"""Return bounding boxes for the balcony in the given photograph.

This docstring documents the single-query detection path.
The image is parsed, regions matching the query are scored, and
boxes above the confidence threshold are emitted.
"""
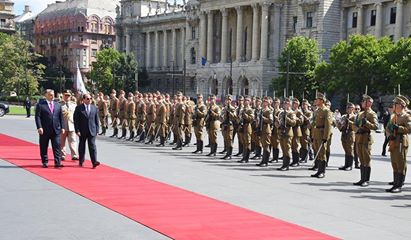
[69,40,88,48]
[0,21,15,33]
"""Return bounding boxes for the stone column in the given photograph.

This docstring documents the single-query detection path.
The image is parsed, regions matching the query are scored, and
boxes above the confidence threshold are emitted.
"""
[375,3,383,38]
[394,0,404,41]
[221,8,228,63]
[199,11,207,61]
[171,29,176,67]
[145,32,151,68]
[235,6,243,62]
[115,30,121,51]
[356,5,363,34]
[207,10,214,64]
[260,3,269,61]
[125,30,131,54]
[251,3,260,62]
[181,27,185,67]
[340,8,347,40]
[154,31,159,69]
[273,4,282,61]
[163,30,168,69]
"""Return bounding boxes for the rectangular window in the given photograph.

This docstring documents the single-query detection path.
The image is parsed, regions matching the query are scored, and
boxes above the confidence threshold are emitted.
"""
[92,49,97,57]
[306,12,313,28]
[352,12,358,28]
[79,35,83,41]
[390,7,396,24]
[293,16,298,33]
[370,10,376,26]
[191,27,196,40]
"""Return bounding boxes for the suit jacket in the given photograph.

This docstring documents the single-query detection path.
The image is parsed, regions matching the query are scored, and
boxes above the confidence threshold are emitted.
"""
[74,104,99,137]
[35,99,64,135]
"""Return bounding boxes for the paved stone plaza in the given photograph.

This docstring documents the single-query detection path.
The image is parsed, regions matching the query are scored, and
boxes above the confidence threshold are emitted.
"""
[1,115,410,240]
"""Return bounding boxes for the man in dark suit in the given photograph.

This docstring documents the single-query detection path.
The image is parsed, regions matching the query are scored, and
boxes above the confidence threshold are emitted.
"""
[35,89,65,168]
[74,93,100,168]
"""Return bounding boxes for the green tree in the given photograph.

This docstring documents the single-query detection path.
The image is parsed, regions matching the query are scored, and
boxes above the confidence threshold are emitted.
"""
[272,36,322,99]
[117,53,138,93]
[0,33,45,97]
[90,48,121,94]
[386,37,411,93]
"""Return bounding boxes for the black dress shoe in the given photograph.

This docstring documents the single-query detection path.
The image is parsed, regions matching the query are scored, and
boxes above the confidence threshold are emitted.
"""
[256,163,268,167]
[92,162,100,169]
[42,164,48,168]
[79,162,83,167]
[277,166,289,171]
[54,164,64,168]
[72,157,79,161]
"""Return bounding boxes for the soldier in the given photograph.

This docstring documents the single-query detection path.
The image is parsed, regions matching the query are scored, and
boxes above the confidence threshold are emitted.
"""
[126,92,136,140]
[155,95,168,147]
[256,97,273,167]
[183,96,194,147]
[337,102,356,171]
[136,93,147,142]
[352,95,378,187]
[276,98,297,171]
[145,93,157,144]
[385,95,411,193]
[96,92,109,136]
[169,96,178,145]
[60,90,79,161]
[109,89,120,138]
[251,98,263,160]
[238,96,254,163]
[310,93,332,178]
[269,97,281,163]
[164,94,172,142]
[353,104,361,169]
[192,94,207,154]
[220,95,236,160]
[290,98,303,167]
[172,92,185,150]
[205,95,221,156]
[325,100,336,166]
[299,99,313,163]
[117,90,128,140]
[234,96,245,156]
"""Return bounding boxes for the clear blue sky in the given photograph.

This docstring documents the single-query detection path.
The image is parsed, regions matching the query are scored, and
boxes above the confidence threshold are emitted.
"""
[14,0,59,15]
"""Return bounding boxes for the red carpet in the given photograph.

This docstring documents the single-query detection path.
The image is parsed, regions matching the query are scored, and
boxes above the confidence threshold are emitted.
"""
[0,133,338,240]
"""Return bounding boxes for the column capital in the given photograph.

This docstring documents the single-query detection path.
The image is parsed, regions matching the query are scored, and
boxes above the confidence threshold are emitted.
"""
[355,4,363,9]
[252,3,259,9]
[394,0,403,4]
[205,9,214,15]
[235,6,243,14]
[163,29,167,33]
[261,2,271,10]
[374,2,382,7]
[221,8,228,17]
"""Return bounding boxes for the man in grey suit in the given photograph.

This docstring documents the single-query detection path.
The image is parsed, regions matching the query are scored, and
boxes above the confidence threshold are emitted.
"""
[60,90,79,161]
[74,93,100,168]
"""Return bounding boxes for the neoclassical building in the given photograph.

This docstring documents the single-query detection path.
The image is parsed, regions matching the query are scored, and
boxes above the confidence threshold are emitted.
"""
[116,0,411,97]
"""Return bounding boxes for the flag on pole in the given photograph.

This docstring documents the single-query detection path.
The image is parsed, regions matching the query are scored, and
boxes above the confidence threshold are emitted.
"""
[75,63,88,94]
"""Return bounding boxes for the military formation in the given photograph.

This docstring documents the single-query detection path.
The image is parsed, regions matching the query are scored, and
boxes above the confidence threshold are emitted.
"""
[66,89,410,194]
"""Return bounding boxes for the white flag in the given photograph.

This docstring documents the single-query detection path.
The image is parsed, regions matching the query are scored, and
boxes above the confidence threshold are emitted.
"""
[75,63,88,94]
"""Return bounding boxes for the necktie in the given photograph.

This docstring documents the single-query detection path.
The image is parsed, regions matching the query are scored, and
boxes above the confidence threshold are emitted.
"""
[49,102,54,113]
[86,105,90,115]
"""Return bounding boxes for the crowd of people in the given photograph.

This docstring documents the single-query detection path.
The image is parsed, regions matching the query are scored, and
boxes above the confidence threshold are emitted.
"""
[35,88,411,194]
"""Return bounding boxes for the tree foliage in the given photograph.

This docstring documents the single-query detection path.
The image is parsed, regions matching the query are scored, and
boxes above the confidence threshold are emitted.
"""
[0,33,45,97]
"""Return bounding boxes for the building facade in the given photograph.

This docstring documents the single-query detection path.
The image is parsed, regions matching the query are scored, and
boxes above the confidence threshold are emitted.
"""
[15,5,35,42]
[116,0,411,97]
[0,0,15,34]
[34,0,118,78]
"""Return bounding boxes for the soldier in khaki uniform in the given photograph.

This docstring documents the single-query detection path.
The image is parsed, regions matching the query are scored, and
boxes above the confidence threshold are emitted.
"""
[310,93,332,178]
[256,97,273,167]
[172,92,185,150]
[290,98,303,167]
[60,90,79,161]
[337,102,356,171]
[164,94,172,142]
[192,94,207,154]
[251,98,263,160]
[385,95,411,193]
[269,97,281,163]
[325,100,336,166]
[109,90,120,138]
[97,92,109,136]
[299,99,313,163]
[221,95,236,160]
[233,96,245,157]
[145,93,157,144]
[352,95,378,186]
[353,104,361,169]
[136,93,147,142]
[183,96,194,147]
[238,96,254,163]
[117,90,128,140]
[276,98,297,171]
[155,95,168,147]
[205,95,221,156]
[126,92,136,140]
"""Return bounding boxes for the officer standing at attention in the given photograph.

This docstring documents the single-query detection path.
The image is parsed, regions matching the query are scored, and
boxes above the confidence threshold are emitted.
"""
[192,94,207,154]
[310,93,332,178]
[256,97,273,167]
[109,90,120,138]
[155,94,168,147]
[270,97,281,163]
[117,90,128,139]
[238,96,254,163]
[221,95,236,160]
[352,95,378,186]
[205,95,221,157]
[385,95,411,193]
[276,98,296,171]
[126,92,136,140]
[337,102,356,171]
[233,96,245,157]
[172,92,185,150]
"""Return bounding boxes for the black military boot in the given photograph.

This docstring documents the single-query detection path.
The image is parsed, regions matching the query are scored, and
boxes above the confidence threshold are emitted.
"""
[256,151,269,167]
[172,139,183,150]
[183,134,190,147]
[354,155,360,169]
[299,149,308,163]
[386,173,398,192]
[389,173,405,193]
[269,148,279,163]
[127,131,135,141]
[290,152,300,167]
[362,166,371,187]
[311,161,325,178]
[251,146,262,160]
[277,156,290,171]
[192,140,201,154]
[219,145,227,154]
[207,143,217,157]
[118,129,127,140]
[308,160,319,171]
[353,166,367,186]
[99,127,106,136]
[156,136,165,147]
[110,128,118,138]
[137,131,146,143]
[222,147,232,160]
[205,137,211,148]
[234,143,243,157]
[238,149,250,163]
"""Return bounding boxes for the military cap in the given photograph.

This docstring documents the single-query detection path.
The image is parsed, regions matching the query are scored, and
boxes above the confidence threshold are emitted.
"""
[238,96,244,100]
[263,97,269,102]
[315,92,326,101]
[292,98,300,104]
[226,95,232,100]
[302,99,309,103]
[362,94,374,102]
[110,89,117,94]
[128,92,133,97]
[197,93,203,98]
[119,90,125,94]
[62,89,72,96]
[283,97,291,103]
[273,97,280,102]
[346,102,355,108]
[176,91,183,96]
[255,97,261,101]
[393,95,410,107]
